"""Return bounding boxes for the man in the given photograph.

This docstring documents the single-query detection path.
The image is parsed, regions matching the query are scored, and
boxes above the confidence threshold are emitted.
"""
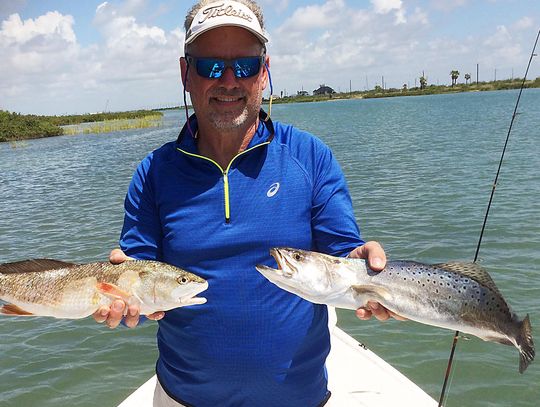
[95,1,398,405]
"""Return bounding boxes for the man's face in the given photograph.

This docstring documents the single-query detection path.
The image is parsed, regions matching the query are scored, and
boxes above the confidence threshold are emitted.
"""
[181,26,269,131]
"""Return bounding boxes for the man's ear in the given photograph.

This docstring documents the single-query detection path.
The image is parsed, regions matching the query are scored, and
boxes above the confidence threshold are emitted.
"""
[180,57,189,90]
[262,55,270,91]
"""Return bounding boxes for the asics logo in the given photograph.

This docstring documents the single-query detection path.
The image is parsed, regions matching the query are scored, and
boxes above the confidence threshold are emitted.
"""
[266,182,280,197]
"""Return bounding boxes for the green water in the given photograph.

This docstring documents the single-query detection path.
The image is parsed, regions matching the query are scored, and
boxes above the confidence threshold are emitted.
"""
[1,90,539,406]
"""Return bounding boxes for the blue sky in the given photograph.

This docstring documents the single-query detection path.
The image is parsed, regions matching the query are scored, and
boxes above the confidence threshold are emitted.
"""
[1,0,539,115]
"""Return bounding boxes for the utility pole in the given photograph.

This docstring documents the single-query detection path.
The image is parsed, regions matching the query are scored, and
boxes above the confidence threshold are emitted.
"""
[476,63,479,84]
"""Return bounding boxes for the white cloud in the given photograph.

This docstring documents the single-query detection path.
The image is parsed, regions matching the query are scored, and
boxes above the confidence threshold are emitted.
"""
[371,0,406,24]
[371,0,402,14]
[0,11,76,45]
[513,17,533,30]
[278,0,346,32]
[1,1,538,114]
[0,11,79,80]
[1,4,184,114]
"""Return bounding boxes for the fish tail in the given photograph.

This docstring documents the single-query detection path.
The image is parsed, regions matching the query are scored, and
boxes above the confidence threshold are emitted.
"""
[517,314,535,373]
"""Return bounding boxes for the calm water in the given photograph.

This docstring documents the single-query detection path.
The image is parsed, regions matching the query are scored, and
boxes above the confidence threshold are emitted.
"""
[1,90,539,406]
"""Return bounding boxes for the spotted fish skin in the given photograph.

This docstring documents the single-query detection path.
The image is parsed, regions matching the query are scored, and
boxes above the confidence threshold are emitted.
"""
[256,248,534,373]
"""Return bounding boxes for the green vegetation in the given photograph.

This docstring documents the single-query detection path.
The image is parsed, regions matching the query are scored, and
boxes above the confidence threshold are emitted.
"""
[267,77,540,105]
[0,110,163,143]
[0,111,63,142]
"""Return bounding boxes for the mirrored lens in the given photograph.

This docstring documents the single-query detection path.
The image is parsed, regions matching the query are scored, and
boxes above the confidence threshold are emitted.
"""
[197,59,225,79]
[234,57,261,78]
[191,56,262,79]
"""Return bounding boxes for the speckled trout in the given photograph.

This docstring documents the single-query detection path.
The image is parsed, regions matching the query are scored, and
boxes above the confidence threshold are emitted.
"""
[256,248,534,373]
[0,259,208,319]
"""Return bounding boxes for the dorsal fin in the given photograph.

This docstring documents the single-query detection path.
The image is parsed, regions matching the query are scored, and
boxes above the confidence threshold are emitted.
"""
[434,262,501,294]
[0,259,77,274]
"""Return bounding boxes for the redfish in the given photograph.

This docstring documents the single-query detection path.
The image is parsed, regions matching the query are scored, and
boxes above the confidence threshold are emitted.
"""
[0,259,207,319]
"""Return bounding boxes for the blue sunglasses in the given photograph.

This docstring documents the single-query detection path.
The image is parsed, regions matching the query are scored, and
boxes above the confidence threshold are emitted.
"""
[185,54,265,79]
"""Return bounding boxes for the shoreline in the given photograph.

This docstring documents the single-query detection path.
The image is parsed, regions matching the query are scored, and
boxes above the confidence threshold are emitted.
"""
[267,77,540,105]
[2,78,538,144]
[0,110,163,144]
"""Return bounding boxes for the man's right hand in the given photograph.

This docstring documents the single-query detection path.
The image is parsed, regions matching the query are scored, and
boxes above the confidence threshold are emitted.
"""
[92,248,165,328]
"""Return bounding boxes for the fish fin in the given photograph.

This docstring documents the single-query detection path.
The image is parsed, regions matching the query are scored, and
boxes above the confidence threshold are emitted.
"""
[96,282,131,302]
[0,259,77,274]
[518,314,535,374]
[0,303,35,316]
[434,262,502,295]
[351,285,390,302]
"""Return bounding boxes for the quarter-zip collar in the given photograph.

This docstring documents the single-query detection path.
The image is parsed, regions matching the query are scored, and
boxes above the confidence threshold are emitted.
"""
[175,109,275,224]
[176,109,275,154]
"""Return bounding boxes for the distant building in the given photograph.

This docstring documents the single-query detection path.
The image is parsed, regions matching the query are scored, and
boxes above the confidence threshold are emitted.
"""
[297,90,309,96]
[313,84,335,95]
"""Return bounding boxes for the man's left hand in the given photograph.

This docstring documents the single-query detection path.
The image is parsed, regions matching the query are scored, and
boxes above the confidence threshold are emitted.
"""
[348,241,407,322]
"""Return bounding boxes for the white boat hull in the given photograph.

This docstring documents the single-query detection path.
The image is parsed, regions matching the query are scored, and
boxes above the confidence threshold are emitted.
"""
[118,309,437,406]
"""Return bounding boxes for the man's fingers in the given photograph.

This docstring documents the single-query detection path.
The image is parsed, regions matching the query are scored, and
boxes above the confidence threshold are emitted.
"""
[109,249,134,264]
[147,311,165,321]
[349,241,386,271]
[123,303,141,328]
[106,300,126,329]
[389,310,408,321]
[93,306,110,323]
[356,308,372,320]
[368,301,390,321]
[356,302,406,322]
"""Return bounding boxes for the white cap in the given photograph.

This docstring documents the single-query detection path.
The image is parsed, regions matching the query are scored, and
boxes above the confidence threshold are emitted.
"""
[185,1,268,46]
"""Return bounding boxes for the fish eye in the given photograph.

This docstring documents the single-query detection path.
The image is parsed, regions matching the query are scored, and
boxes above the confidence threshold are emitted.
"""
[293,252,302,261]
[177,276,189,284]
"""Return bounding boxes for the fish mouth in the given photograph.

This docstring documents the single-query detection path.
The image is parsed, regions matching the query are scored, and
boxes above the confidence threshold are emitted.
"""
[255,248,295,278]
[176,281,209,306]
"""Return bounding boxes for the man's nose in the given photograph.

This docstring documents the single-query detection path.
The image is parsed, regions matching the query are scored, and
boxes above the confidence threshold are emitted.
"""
[218,67,240,87]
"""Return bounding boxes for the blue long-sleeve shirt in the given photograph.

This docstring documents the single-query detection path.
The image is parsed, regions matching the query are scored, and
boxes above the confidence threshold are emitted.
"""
[120,111,364,406]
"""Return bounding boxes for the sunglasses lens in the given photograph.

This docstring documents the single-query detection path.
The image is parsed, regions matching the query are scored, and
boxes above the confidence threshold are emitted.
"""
[234,57,261,78]
[191,56,262,79]
[196,59,225,79]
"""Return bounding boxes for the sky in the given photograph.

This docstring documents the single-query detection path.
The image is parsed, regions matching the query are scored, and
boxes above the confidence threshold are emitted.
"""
[1,0,539,115]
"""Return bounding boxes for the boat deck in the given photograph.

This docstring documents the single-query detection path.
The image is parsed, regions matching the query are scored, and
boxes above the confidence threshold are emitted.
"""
[118,310,437,406]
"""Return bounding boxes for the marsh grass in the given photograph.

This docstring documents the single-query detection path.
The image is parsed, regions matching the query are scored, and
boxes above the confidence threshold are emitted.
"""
[62,115,163,135]
[1,110,164,143]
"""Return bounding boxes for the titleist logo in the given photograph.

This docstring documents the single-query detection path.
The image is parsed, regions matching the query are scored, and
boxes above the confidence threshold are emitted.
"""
[199,3,253,24]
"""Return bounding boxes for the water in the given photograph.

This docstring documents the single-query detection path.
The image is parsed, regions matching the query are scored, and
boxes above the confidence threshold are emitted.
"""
[1,90,539,406]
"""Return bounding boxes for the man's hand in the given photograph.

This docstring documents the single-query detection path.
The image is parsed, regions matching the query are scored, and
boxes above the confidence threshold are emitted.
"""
[348,241,406,322]
[92,249,165,328]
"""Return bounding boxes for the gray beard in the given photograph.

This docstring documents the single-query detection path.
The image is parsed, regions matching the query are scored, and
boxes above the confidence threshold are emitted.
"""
[209,107,250,130]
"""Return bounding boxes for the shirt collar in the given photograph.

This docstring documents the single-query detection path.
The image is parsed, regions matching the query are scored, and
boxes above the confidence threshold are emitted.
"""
[176,109,274,154]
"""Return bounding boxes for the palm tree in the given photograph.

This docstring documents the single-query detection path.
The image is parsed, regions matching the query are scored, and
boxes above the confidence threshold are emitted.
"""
[419,76,427,90]
[464,73,471,85]
[450,70,460,87]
